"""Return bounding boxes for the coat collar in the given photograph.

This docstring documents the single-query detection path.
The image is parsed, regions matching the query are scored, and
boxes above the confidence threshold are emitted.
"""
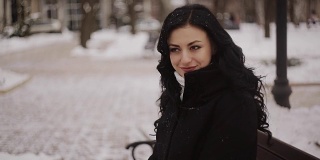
[180,64,230,110]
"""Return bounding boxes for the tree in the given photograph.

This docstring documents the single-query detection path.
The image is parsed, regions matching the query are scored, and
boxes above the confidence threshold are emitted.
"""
[264,0,271,38]
[159,0,172,22]
[2,0,7,32]
[290,0,306,27]
[212,0,226,26]
[255,1,264,26]
[127,0,137,34]
[80,0,99,48]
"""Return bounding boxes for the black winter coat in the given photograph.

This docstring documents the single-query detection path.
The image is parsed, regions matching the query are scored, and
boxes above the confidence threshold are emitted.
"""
[149,66,258,160]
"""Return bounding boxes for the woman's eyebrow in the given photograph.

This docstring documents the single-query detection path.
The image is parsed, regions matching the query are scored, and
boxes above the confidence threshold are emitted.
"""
[169,40,202,47]
[169,44,179,47]
[188,40,201,46]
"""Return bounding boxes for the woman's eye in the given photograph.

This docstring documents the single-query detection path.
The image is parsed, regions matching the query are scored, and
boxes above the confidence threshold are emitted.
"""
[190,46,201,50]
[170,48,179,53]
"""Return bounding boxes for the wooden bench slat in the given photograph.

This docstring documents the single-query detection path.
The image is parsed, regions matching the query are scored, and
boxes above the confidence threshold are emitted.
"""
[257,130,320,160]
[126,130,320,160]
[257,145,285,160]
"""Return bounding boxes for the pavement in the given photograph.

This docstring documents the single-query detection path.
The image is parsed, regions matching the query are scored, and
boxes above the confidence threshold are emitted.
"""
[0,38,319,160]
[0,38,160,160]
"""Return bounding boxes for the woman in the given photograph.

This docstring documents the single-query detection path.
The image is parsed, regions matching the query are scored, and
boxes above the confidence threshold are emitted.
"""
[149,4,271,160]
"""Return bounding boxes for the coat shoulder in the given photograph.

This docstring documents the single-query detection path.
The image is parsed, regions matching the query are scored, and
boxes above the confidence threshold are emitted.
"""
[214,89,257,120]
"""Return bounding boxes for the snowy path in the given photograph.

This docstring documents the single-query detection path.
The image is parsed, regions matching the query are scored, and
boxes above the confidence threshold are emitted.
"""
[0,40,159,160]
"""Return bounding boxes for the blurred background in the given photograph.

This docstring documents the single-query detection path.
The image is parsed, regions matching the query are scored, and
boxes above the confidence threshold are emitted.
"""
[0,0,320,160]
[0,0,319,38]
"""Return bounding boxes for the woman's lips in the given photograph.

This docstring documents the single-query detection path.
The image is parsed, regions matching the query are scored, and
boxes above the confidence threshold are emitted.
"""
[180,66,196,72]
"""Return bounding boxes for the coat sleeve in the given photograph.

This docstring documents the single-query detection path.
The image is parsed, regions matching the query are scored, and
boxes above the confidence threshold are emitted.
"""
[148,143,157,160]
[198,92,258,160]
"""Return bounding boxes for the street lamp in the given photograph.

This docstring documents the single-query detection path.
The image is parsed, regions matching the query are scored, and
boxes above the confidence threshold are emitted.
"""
[272,0,292,108]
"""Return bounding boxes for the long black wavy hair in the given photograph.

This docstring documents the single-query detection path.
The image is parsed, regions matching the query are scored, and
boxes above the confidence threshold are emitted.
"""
[155,4,271,138]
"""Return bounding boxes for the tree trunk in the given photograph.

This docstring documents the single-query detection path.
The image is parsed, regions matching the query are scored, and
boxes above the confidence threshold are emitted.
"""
[292,0,306,27]
[264,0,270,38]
[215,0,226,14]
[255,0,264,25]
[159,0,172,22]
[17,0,25,24]
[2,0,7,32]
[289,0,302,27]
[211,0,217,13]
[80,0,99,48]
[306,0,311,20]
[289,0,295,23]
[11,0,18,24]
[128,0,136,34]
[109,0,119,30]
[214,0,226,26]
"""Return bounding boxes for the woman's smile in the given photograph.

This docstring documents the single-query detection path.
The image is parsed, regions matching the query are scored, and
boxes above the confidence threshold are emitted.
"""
[180,66,197,73]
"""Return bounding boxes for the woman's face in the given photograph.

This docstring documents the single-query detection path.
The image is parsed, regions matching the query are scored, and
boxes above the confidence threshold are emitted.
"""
[168,25,212,77]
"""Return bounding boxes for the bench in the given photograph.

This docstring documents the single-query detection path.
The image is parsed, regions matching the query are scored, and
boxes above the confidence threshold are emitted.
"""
[126,130,320,160]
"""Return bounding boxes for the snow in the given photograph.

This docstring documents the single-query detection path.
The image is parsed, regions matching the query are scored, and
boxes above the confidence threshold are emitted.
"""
[71,29,150,60]
[0,23,320,159]
[228,23,320,84]
[0,152,61,160]
[0,69,30,93]
[0,29,74,56]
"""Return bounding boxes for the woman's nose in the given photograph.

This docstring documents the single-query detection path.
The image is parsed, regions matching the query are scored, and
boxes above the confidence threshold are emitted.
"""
[181,51,192,64]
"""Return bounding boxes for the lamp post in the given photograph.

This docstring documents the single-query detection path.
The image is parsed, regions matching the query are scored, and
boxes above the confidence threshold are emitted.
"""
[272,0,292,108]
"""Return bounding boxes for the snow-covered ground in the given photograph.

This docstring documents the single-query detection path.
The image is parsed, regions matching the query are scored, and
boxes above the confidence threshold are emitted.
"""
[0,29,74,56]
[0,23,320,159]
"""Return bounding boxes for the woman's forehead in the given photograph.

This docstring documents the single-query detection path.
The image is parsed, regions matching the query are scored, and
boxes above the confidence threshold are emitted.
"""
[168,25,208,43]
